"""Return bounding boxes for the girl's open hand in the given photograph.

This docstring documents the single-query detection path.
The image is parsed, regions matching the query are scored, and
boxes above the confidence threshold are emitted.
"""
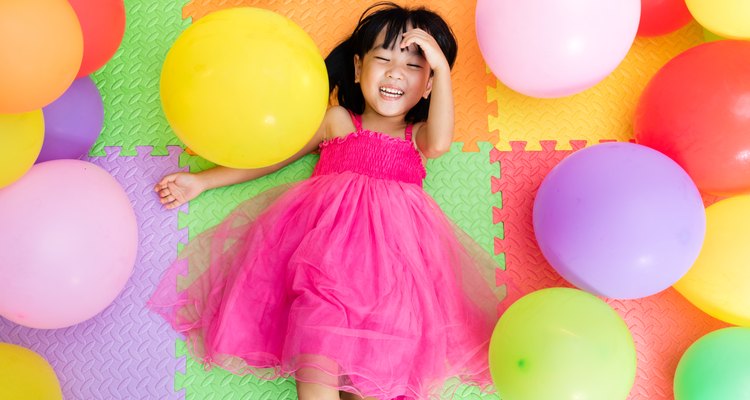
[400,29,450,74]
[154,172,204,209]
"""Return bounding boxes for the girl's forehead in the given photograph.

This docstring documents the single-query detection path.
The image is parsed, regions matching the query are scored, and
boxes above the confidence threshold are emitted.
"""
[373,27,399,47]
[369,25,420,54]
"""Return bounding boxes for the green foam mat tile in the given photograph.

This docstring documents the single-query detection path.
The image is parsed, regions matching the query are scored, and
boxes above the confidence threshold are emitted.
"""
[177,153,319,238]
[424,142,503,267]
[177,142,501,399]
[176,341,297,400]
[89,0,190,157]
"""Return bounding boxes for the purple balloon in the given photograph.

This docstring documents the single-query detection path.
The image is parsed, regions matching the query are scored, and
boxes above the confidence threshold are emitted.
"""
[533,142,706,299]
[37,77,104,163]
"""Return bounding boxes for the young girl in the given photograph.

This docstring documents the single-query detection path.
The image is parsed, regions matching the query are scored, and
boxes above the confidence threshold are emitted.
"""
[149,3,505,399]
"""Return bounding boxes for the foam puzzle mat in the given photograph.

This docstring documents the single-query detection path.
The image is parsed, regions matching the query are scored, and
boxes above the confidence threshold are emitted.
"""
[0,0,732,399]
[0,146,188,399]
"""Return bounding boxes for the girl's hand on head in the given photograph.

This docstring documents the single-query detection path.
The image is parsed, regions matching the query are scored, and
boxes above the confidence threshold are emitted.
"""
[154,172,205,209]
[400,29,450,74]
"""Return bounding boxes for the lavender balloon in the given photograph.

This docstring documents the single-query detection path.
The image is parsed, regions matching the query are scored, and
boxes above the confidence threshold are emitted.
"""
[37,76,104,163]
[533,143,705,299]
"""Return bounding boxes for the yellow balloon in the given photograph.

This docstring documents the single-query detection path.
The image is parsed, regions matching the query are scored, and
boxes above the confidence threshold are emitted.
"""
[674,196,750,326]
[686,0,750,40]
[0,343,62,400]
[160,7,328,168]
[0,111,44,188]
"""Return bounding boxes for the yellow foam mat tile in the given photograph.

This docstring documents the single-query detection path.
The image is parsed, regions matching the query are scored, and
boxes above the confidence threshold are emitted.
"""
[183,0,497,152]
[488,22,704,151]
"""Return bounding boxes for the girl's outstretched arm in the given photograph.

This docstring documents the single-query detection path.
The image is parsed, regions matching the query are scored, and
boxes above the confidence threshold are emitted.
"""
[155,108,337,209]
[402,28,454,159]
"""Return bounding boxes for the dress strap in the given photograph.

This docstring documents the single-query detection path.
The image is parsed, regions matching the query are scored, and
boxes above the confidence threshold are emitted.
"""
[348,110,413,140]
[348,110,363,132]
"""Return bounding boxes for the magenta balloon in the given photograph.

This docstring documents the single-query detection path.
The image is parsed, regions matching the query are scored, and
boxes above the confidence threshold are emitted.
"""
[533,143,705,299]
[0,160,137,329]
[37,77,104,163]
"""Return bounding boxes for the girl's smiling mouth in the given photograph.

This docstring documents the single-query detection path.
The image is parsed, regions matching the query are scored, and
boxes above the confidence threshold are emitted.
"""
[379,85,404,99]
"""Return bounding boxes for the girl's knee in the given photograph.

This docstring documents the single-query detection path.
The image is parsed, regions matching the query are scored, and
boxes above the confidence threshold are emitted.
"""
[296,379,339,400]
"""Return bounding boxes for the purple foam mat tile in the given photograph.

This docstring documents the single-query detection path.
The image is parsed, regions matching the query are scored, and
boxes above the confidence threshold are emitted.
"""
[0,146,187,400]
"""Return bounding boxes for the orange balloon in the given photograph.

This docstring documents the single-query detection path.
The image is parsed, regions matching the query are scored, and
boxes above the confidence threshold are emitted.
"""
[0,0,83,113]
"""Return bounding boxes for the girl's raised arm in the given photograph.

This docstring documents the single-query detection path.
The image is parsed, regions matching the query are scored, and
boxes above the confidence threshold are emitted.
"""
[402,29,455,159]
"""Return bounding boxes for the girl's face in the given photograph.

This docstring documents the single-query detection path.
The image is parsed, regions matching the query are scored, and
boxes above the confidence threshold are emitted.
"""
[354,27,433,119]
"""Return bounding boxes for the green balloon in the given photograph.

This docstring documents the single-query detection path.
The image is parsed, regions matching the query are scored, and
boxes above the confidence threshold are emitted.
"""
[488,288,636,400]
[674,327,750,400]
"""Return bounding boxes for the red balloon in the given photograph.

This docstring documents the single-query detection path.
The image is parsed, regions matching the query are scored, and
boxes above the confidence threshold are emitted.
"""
[634,40,750,196]
[637,0,693,37]
[68,0,126,77]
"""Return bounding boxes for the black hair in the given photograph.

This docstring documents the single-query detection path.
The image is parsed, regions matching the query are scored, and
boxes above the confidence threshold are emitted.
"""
[325,2,458,123]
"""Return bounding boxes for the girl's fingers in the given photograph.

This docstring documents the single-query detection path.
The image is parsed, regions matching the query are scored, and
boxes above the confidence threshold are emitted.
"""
[402,32,437,53]
[165,198,181,209]
[155,174,187,211]
[161,195,181,209]
[402,29,429,42]
[401,34,421,47]
[155,173,178,191]
[167,182,182,199]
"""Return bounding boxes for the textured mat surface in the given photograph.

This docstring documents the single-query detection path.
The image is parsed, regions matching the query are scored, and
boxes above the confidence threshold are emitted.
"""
[0,147,186,400]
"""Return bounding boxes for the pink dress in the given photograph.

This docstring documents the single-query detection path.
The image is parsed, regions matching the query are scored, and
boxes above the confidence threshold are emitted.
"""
[149,112,505,399]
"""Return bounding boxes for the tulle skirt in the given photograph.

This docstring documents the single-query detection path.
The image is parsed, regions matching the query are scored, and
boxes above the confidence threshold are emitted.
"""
[149,172,505,399]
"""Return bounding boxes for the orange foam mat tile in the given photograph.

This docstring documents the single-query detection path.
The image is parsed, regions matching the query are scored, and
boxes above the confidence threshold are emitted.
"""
[491,142,729,400]
[183,0,496,152]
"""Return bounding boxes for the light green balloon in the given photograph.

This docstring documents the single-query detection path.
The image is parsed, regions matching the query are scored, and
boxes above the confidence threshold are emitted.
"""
[489,288,636,400]
[674,327,750,400]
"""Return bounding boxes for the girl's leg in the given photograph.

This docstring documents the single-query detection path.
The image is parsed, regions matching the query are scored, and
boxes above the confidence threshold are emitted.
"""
[295,360,341,400]
[339,391,360,400]
[294,356,376,399]
[339,391,377,400]
[296,379,339,400]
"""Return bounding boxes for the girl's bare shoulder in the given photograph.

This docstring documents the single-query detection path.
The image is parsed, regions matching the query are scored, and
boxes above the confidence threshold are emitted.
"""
[324,105,357,139]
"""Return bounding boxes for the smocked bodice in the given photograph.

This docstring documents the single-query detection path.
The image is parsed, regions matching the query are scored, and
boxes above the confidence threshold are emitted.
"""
[311,114,426,186]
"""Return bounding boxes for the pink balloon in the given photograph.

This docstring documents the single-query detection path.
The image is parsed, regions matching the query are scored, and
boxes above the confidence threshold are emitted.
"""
[476,0,641,98]
[0,160,137,329]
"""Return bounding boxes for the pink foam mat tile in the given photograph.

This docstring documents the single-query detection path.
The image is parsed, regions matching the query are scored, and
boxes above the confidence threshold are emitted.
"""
[491,141,729,400]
